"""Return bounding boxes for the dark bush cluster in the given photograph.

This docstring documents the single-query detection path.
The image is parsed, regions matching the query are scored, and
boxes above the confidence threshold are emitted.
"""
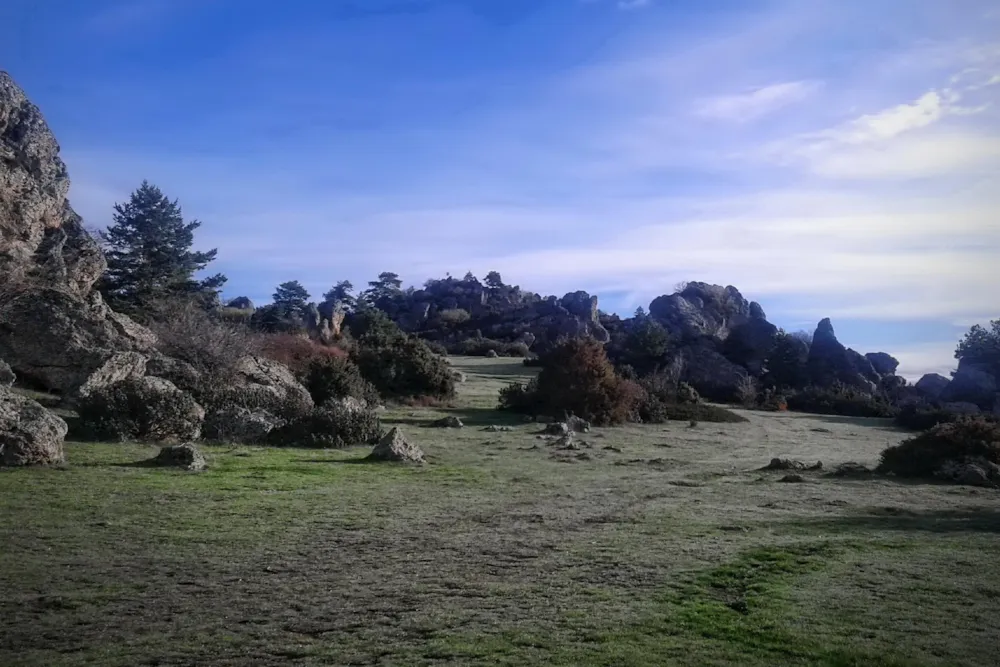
[894,401,998,431]
[347,309,455,400]
[76,378,203,442]
[303,357,380,407]
[786,384,897,418]
[499,338,642,426]
[877,417,1000,478]
[268,403,382,449]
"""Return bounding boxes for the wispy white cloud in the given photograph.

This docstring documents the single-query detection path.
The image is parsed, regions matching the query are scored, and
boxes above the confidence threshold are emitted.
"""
[618,0,651,9]
[695,81,822,122]
[60,0,1000,379]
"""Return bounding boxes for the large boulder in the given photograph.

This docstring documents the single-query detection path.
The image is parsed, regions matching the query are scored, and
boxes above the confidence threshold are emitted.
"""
[75,351,148,398]
[77,376,204,442]
[939,361,998,410]
[865,352,900,376]
[234,356,313,410]
[144,353,202,392]
[915,373,950,399]
[201,406,283,444]
[649,283,752,341]
[0,288,156,392]
[806,318,874,392]
[0,387,67,466]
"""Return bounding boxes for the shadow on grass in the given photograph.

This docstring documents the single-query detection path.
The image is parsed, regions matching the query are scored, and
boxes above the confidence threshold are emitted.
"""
[295,457,380,465]
[791,507,1000,534]
[382,407,524,429]
[799,413,901,431]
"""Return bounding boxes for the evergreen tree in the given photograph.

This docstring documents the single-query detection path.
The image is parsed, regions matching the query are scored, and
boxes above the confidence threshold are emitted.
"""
[763,331,809,390]
[484,271,504,289]
[323,280,356,312]
[98,181,225,319]
[362,271,403,307]
[272,281,311,317]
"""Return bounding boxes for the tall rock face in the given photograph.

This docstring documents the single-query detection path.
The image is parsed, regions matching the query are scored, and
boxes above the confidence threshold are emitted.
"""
[806,318,879,392]
[648,283,755,341]
[939,359,998,410]
[0,71,155,392]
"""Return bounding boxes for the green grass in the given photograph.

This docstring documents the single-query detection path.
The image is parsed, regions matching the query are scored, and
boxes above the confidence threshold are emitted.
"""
[2,356,998,666]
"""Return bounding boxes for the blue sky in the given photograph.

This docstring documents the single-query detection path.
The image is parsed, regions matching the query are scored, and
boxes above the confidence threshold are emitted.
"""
[2,0,998,379]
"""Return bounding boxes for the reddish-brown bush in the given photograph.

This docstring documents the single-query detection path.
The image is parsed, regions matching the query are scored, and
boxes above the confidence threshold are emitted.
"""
[499,338,641,425]
[256,334,347,375]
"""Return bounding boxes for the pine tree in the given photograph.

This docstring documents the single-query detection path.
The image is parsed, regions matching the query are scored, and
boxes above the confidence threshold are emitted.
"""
[98,181,225,319]
[272,281,311,317]
[323,280,356,311]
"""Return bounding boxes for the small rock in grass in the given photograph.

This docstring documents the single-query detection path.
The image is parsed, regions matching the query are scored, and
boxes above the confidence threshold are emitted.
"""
[779,474,805,483]
[432,415,464,428]
[149,443,206,471]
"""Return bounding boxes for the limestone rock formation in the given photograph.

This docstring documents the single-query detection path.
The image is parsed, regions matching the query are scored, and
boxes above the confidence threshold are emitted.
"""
[939,360,997,410]
[648,283,753,340]
[806,318,875,393]
[0,387,67,466]
[201,406,283,444]
[75,352,148,398]
[0,288,156,392]
[865,352,900,376]
[679,340,747,401]
[0,71,156,392]
[914,373,950,399]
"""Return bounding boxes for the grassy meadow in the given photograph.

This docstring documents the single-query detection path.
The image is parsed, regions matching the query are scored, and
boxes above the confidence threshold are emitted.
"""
[1,356,998,666]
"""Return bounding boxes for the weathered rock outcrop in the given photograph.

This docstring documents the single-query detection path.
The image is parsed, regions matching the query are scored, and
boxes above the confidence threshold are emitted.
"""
[147,443,207,471]
[0,387,67,466]
[915,373,951,399]
[865,352,900,376]
[0,72,156,392]
[649,283,759,341]
[0,288,156,392]
[806,319,875,392]
[679,339,747,401]
[940,360,998,410]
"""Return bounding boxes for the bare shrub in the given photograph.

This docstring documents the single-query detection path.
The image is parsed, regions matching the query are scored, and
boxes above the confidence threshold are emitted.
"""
[147,301,257,382]
[735,373,759,408]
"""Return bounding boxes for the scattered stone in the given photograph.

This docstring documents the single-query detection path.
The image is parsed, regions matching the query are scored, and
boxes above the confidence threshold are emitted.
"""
[779,474,805,483]
[431,415,464,428]
[603,445,623,453]
[762,458,823,472]
[542,422,570,436]
[368,427,425,463]
[565,415,591,433]
[451,370,468,383]
[484,349,499,358]
[688,420,698,428]
[810,427,832,433]
[936,459,998,487]
[482,425,513,432]
[0,387,67,466]
[726,599,750,615]
[0,359,15,388]
[575,452,592,461]
[148,443,206,471]
[831,462,873,478]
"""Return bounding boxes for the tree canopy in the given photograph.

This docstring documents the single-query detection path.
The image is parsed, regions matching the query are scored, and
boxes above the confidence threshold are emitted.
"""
[97,181,225,319]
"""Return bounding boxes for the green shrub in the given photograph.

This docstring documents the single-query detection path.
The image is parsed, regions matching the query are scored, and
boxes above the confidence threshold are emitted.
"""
[303,357,380,407]
[197,383,311,422]
[268,404,382,449]
[352,337,456,400]
[425,340,449,357]
[877,417,1000,478]
[786,384,897,418]
[637,394,746,424]
[77,377,203,442]
[894,402,998,431]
